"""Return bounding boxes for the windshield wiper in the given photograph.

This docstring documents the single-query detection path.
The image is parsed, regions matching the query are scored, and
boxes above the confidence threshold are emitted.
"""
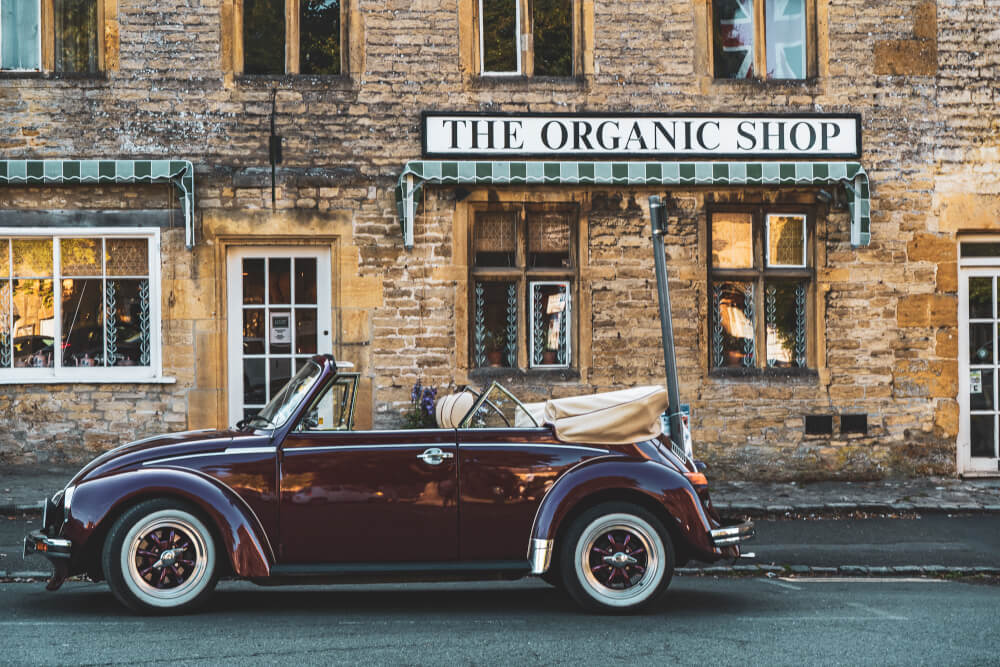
[247,415,275,429]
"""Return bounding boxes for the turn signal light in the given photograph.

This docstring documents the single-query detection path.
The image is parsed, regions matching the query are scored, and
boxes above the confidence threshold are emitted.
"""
[684,472,708,487]
[36,543,48,552]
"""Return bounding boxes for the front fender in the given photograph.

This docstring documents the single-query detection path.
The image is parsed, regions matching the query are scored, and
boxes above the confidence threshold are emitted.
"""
[530,458,719,562]
[64,466,274,578]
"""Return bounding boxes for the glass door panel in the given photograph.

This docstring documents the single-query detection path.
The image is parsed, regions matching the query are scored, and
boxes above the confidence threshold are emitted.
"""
[961,270,1000,473]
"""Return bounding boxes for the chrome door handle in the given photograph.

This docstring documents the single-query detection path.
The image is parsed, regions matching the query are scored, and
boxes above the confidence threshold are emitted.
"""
[417,447,454,465]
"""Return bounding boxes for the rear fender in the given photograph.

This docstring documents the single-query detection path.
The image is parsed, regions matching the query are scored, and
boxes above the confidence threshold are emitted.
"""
[64,466,274,578]
[530,458,719,563]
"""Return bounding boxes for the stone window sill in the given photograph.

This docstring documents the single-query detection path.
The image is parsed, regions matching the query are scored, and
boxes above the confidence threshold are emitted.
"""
[0,376,176,385]
[469,75,587,92]
[708,367,818,382]
[235,74,354,91]
[469,367,581,383]
[709,76,819,89]
[0,71,107,81]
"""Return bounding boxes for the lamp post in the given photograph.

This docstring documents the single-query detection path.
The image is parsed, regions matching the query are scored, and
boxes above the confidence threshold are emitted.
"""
[648,195,683,451]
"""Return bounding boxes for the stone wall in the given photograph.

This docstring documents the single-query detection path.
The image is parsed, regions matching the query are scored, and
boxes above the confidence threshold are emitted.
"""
[0,0,997,478]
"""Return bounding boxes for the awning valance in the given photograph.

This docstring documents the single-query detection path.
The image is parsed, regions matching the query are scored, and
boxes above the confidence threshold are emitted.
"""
[0,159,196,248]
[394,160,870,249]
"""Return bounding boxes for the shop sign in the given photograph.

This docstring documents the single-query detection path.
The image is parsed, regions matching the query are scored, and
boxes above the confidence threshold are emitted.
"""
[422,112,861,159]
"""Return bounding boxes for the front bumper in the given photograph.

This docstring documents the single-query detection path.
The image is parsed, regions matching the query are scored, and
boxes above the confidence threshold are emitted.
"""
[24,527,74,591]
[710,519,755,547]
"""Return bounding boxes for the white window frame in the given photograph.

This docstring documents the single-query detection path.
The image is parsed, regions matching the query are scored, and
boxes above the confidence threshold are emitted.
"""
[765,213,807,268]
[0,227,166,384]
[528,280,571,369]
[478,0,522,76]
[0,0,43,72]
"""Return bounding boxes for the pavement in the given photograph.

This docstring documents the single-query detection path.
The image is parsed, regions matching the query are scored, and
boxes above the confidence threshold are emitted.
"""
[4,463,1000,514]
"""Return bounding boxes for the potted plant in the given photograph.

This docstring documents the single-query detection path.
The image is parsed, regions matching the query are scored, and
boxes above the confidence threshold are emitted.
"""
[485,331,507,367]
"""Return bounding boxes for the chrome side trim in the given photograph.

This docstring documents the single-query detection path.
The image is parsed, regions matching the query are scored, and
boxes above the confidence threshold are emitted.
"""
[460,443,609,454]
[226,447,277,455]
[141,447,276,466]
[284,443,449,454]
[62,485,75,513]
[529,538,554,575]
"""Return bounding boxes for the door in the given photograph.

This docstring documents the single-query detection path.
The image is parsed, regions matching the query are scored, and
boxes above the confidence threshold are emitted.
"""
[959,268,1000,474]
[227,247,332,425]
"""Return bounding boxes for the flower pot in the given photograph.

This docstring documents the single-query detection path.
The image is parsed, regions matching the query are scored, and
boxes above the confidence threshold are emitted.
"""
[486,350,504,367]
[542,349,558,364]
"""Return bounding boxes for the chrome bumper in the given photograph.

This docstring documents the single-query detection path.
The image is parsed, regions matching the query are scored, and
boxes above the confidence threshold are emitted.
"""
[528,538,554,575]
[710,520,755,547]
[23,530,73,560]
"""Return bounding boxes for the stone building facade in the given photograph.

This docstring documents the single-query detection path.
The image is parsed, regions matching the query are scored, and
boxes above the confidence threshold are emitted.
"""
[0,0,997,480]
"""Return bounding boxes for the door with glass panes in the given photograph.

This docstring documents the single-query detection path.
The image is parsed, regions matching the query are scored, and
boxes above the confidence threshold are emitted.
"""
[959,267,1000,474]
[227,247,332,425]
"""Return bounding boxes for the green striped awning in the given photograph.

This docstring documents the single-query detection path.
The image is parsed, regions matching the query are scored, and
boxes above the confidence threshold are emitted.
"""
[395,160,871,249]
[0,159,196,248]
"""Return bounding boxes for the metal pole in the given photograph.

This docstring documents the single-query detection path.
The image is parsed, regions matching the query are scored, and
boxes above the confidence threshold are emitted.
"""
[648,195,682,449]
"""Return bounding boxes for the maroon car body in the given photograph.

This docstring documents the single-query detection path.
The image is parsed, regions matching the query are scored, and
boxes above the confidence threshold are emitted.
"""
[25,354,753,613]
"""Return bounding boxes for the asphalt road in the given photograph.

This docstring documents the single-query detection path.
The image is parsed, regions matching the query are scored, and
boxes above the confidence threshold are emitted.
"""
[1,577,997,666]
[5,512,1000,574]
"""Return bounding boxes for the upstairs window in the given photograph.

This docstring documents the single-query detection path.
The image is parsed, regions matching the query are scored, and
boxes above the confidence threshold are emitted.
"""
[471,207,576,370]
[477,0,576,77]
[709,209,813,372]
[1,0,102,73]
[241,0,343,75]
[711,0,815,81]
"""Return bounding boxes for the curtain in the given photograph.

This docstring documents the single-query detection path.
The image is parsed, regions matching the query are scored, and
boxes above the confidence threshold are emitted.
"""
[54,0,98,73]
[1,0,41,70]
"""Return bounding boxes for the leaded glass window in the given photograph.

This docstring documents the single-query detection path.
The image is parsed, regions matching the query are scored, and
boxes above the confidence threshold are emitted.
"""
[1,0,41,70]
[709,209,811,371]
[1,0,102,73]
[470,207,576,370]
[0,233,160,380]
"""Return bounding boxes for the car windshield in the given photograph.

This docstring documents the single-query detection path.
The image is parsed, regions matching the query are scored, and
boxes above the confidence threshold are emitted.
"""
[247,360,323,429]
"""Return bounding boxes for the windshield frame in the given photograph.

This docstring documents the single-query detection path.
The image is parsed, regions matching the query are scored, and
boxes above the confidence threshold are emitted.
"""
[460,381,540,429]
[245,360,324,430]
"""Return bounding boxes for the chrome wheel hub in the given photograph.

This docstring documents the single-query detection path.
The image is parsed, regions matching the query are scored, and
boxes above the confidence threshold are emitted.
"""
[126,517,208,599]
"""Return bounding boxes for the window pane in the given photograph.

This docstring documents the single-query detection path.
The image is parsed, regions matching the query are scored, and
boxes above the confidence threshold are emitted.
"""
[765,280,807,368]
[243,0,285,74]
[970,369,995,412]
[61,278,104,366]
[533,0,572,77]
[474,211,516,267]
[244,358,266,404]
[765,0,806,79]
[1,0,40,70]
[301,0,340,75]
[243,258,265,305]
[269,310,291,353]
[295,308,317,354]
[473,281,517,368]
[767,214,806,266]
[481,0,518,73]
[712,281,755,368]
[53,0,98,73]
[0,281,10,367]
[528,211,571,268]
[530,282,570,367]
[243,308,265,354]
[269,357,292,398]
[970,415,995,458]
[12,239,52,277]
[294,257,317,304]
[0,239,8,278]
[962,243,1000,258]
[969,277,993,319]
[970,323,992,365]
[107,279,151,366]
[713,0,754,79]
[61,238,102,276]
[106,238,148,276]
[711,213,753,268]
[269,258,291,304]
[12,279,54,367]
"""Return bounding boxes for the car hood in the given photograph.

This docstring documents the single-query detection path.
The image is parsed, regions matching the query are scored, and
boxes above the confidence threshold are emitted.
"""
[67,428,246,488]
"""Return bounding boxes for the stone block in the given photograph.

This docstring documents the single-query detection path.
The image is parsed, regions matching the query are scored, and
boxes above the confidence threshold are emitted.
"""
[937,193,1000,234]
[907,234,954,263]
[873,40,937,76]
[935,400,959,437]
[896,294,956,328]
[187,389,223,429]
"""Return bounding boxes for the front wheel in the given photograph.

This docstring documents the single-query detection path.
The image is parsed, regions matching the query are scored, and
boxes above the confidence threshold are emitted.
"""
[559,502,674,613]
[102,499,219,614]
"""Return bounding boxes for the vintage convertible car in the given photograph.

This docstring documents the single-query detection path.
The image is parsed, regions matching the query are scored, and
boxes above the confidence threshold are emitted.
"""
[24,354,753,614]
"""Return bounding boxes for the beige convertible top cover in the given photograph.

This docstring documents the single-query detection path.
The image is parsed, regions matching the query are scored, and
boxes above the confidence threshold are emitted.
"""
[542,385,668,445]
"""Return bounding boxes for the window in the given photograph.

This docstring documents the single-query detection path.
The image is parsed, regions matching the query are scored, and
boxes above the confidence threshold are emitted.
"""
[709,210,812,371]
[239,0,343,75]
[476,0,578,77]
[711,0,815,80]
[1,0,104,73]
[0,230,162,381]
[471,206,576,370]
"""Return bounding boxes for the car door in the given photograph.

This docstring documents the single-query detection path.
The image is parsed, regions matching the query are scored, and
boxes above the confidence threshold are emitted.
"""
[279,390,459,563]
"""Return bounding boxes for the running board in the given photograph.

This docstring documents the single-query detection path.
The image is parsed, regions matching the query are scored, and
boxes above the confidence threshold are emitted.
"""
[270,561,531,577]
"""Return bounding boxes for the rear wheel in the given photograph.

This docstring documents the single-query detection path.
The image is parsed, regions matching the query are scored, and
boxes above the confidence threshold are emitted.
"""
[559,502,674,612]
[102,499,219,615]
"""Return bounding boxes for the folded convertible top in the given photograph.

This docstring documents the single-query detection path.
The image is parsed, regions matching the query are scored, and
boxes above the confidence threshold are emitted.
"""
[543,385,668,445]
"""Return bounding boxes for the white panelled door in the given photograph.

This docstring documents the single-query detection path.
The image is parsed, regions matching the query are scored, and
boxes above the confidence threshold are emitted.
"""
[226,247,332,425]
[959,267,1000,475]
